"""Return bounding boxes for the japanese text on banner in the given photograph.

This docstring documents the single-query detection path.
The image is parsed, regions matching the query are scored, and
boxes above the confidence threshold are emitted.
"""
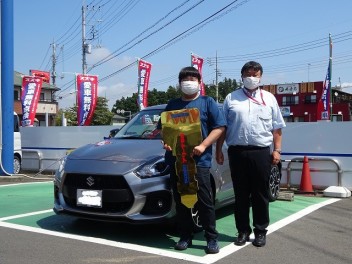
[76,74,98,126]
[137,59,152,110]
[191,54,205,96]
[21,76,43,126]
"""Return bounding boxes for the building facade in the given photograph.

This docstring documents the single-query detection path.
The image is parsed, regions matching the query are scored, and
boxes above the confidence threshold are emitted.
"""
[14,71,59,126]
[262,81,352,122]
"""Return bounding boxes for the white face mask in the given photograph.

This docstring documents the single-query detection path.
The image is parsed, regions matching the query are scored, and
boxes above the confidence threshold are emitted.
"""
[243,77,261,90]
[180,81,200,95]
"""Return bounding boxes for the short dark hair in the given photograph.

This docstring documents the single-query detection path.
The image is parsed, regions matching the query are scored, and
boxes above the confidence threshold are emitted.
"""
[241,61,263,76]
[178,66,201,83]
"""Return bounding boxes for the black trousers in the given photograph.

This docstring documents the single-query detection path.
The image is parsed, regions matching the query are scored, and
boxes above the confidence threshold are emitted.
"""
[170,166,218,241]
[228,145,271,235]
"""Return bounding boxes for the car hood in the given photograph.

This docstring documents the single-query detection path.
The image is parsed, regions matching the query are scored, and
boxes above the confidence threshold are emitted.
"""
[68,139,164,163]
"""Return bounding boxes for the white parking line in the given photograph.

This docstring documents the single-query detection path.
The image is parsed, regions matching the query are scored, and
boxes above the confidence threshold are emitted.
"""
[0,209,53,221]
[0,198,340,264]
[0,181,52,187]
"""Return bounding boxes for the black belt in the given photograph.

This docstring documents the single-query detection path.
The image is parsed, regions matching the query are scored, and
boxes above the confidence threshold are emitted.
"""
[229,145,269,151]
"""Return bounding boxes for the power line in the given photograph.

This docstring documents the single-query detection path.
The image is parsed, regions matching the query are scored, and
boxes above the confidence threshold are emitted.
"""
[98,0,141,36]
[38,44,51,69]
[99,0,250,82]
[89,0,203,70]
[206,31,352,64]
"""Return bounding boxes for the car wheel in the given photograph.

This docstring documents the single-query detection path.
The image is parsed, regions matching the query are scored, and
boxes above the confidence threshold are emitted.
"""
[191,202,203,233]
[13,156,21,174]
[268,162,282,202]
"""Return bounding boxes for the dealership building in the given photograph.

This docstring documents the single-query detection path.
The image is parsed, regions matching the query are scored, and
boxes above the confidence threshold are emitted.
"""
[262,81,352,122]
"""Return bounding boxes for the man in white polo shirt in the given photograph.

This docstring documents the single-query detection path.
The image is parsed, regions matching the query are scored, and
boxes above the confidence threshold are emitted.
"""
[216,61,285,247]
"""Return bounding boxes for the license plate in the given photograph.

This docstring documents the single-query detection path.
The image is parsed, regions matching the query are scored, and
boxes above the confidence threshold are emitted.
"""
[77,189,102,208]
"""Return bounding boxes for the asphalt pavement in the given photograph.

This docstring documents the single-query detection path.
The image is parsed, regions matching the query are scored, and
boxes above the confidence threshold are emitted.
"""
[0,176,351,264]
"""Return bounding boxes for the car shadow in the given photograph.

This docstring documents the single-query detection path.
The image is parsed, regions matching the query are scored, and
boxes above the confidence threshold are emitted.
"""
[36,204,235,250]
[36,214,177,250]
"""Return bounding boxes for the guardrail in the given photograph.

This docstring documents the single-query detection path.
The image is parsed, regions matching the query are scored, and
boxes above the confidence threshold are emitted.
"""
[22,149,64,173]
[282,157,342,190]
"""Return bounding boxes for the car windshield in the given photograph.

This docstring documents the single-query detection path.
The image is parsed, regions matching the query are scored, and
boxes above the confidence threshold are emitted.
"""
[114,108,163,139]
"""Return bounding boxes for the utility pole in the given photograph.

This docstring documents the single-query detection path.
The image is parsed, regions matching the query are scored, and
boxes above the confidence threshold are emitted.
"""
[81,2,97,74]
[82,2,87,74]
[51,42,57,85]
[206,51,220,102]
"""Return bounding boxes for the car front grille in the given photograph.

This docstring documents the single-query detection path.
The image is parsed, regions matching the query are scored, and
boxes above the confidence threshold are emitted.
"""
[62,173,134,213]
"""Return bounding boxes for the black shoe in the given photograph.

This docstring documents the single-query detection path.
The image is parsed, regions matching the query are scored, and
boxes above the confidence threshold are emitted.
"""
[252,233,266,247]
[206,239,219,254]
[234,232,250,246]
[174,238,192,250]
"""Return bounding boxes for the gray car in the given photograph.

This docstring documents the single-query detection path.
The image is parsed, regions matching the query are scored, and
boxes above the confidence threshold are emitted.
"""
[54,104,281,229]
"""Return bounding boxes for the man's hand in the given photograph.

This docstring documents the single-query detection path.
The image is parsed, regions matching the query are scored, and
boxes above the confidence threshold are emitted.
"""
[193,144,206,156]
[161,141,172,151]
[272,151,281,165]
[216,150,224,165]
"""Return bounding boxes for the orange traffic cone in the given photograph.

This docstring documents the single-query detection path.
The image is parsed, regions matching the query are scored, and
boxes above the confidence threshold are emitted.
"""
[299,156,313,192]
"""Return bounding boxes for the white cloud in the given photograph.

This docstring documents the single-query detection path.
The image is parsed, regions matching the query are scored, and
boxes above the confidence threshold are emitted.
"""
[87,47,111,63]
[99,82,135,109]
[87,47,136,69]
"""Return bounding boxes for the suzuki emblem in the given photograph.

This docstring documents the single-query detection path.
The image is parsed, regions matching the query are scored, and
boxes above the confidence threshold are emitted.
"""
[86,176,95,186]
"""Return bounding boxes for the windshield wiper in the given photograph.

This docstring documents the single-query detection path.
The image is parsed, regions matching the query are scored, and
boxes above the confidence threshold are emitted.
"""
[119,135,142,139]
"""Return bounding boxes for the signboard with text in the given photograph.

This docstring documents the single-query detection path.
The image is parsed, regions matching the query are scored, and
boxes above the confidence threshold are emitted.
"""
[30,70,50,83]
[277,83,299,94]
[279,106,291,117]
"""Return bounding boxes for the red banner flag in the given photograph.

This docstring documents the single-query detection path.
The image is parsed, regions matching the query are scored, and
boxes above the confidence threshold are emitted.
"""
[76,74,98,126]
[21,76,43,126]
[137,59,152,110]
[191,54,205,95]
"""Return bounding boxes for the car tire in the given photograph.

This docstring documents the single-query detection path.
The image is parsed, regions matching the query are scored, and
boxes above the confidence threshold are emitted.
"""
[268,162,282,202]
[13,156,21,174]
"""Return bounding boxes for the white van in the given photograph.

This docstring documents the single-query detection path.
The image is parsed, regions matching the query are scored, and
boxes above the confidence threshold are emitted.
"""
[14,112,22,174]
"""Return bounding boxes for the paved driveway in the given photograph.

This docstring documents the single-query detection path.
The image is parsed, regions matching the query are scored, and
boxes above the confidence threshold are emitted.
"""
[0,180,350,264]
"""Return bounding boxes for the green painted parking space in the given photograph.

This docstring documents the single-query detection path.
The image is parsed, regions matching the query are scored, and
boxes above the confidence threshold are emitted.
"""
[0,182,331,257]
[0,182,53,218]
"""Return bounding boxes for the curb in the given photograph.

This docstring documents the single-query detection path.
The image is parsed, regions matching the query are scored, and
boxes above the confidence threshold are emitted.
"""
[0,174,54,183]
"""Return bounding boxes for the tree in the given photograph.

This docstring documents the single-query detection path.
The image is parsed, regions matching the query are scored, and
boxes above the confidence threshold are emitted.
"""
[166,86,182,100]
[109,76,239,111]
[90,97,114,125]
[55,96,114,126]
[55,105,77,126]
[111,88,179,115]
[218,78,239,102]
[205,78,240,103]
[111,94,139,116]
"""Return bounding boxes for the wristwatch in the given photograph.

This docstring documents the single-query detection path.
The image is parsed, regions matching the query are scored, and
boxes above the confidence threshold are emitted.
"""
[274,149,281,154]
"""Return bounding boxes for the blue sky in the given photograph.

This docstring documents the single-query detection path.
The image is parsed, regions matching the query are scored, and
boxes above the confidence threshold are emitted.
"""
[13,0,352,109]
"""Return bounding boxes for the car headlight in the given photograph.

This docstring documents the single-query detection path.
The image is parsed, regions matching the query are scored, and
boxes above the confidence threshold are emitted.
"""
[135,157,170,179]
[55,156,67,181]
